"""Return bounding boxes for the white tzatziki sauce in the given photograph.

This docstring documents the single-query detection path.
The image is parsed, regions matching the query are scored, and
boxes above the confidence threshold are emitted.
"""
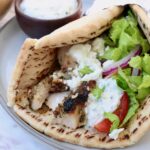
[64,43,103,90]
[20,0,78,19]
[109,128,124,140]
[85,78,123,128]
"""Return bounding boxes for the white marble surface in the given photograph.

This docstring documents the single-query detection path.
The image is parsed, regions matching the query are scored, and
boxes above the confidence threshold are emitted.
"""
[0,102,56,150]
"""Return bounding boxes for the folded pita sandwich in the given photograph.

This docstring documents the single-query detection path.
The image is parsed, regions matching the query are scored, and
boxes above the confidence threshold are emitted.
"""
[7,4,150,149]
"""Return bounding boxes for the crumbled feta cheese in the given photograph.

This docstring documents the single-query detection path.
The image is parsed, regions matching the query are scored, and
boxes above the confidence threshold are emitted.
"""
[64,75,81,90]
[109,128,124,140]
[92,37,105,55]
[68,44,92,62]
[65,43,103,90]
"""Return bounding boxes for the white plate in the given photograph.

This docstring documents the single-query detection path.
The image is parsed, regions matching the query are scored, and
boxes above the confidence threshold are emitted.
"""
[0,17,150,150]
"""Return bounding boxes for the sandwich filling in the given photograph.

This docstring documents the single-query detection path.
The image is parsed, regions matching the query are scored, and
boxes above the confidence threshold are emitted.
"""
[26,10,150,140]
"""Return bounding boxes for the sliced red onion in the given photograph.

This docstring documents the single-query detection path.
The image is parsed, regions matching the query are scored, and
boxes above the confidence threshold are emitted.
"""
[131,68,141,76]
[103,48,141,77]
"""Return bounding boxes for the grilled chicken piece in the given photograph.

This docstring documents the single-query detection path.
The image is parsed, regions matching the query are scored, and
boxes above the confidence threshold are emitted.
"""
[53,105,86,129]
[46,92,70,111]
[52,82,89,129]
[31,76,52,110]
[49,78,69,93]
[30,75,69,111]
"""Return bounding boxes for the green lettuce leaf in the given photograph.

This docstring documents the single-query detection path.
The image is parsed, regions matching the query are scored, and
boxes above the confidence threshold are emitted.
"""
[121,89,139,126]
[104,112,120,132]
[118,72,150,126]
[125,27,149,52]
[102,47,121,61]
[114,68,131,90]
[129,56,142,69]
[103,11,150,61]
[139,75,150,89]
[114,75,128,90]
[143,54,150,74]
[121,103,139,126]
[114,69,140,126]
[118,32,138,54]
[126,10,138,27]
[91,86,104,100]
[118,68,137,91]
[79,66,93,77]
[141,39,150,53]
[115,68,150,124]
[104,36,116,47]
[136,88,150,100]
[117,68,150,99]
[129,76,142,87]
[126,89,139,105]
[123,68,132,76]
[129,54,150,74]
[110,18,129,44]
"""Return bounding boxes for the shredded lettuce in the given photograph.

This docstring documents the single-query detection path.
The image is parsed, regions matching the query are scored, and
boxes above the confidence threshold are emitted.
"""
[129,76,142,87]
[113,68,131,90]
[139,75,150,89]
[116,67,150,99]
[129,56,142,69]
[137,88,150,100]
[104,36,116,47]
[129,54,150,73]
[79,66,93,77]
[104,112,120,132]
[115,67,150,126]
[129,54,150,95]
[91,86,104,100]
[121,88,139,126]
[113,75,128,90]
[118,68,137,91]
[102,47,121,61]
[118,31,138,53]
[114,69,140,126]
[126,10,138,26]
[110,18,129,44]
[143,54,150,74]
[121,102,139,126]
[141,39,150,53]
[102,11,150,61]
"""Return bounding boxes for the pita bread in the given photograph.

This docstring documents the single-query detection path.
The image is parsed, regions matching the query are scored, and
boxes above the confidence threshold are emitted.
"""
[130,4,150,43]
[35,6,124,49]
[7,4,150,149]
[14,95,150,149]
[7,39,56,107]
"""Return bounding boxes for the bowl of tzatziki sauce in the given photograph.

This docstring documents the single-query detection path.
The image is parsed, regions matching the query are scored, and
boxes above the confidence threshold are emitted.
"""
[15,0,82,38]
